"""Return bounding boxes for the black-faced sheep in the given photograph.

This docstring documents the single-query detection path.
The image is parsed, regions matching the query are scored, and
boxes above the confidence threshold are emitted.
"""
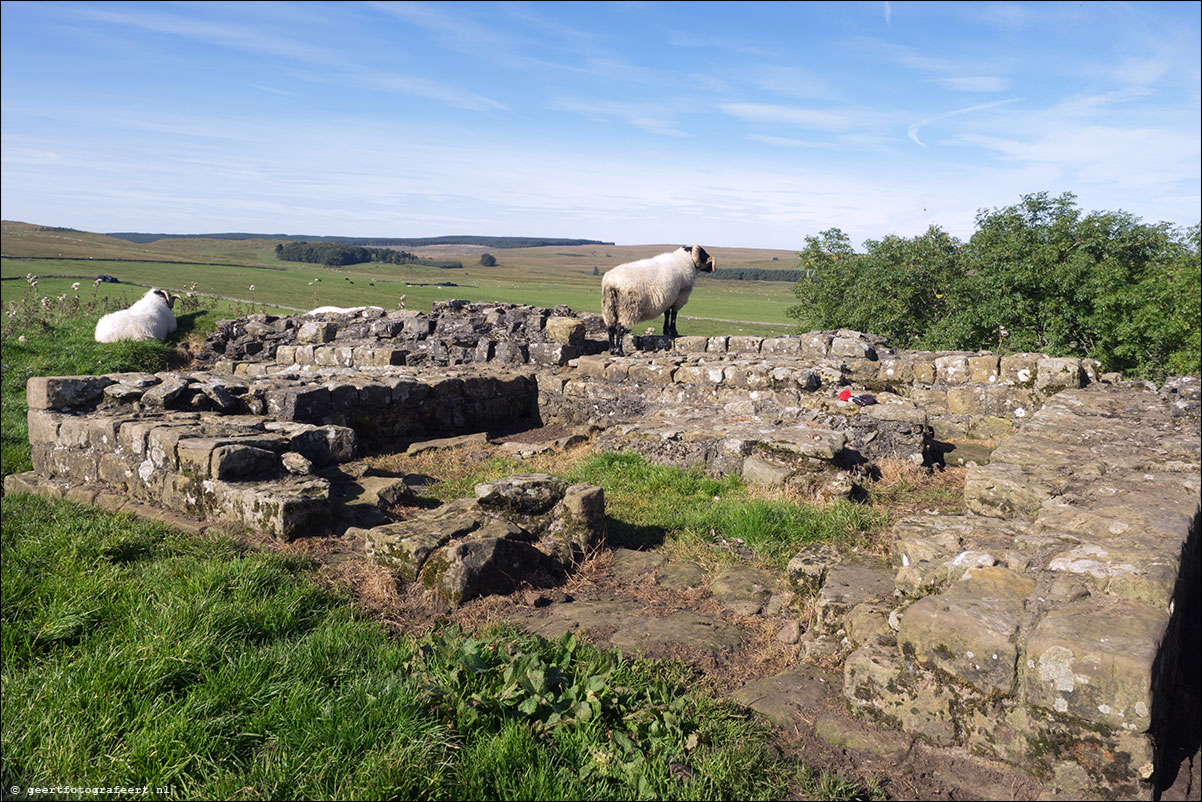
[94,288,178,343]
[601,245,715,354]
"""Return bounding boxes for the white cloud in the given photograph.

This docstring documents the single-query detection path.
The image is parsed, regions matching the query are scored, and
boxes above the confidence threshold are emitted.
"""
[907,98,1023,146]
[937,76,1011,92]
[719,102,890,133]
[748,134,834,149]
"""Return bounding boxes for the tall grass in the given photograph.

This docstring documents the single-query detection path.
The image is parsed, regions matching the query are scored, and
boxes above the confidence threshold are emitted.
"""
[2,495,796,800]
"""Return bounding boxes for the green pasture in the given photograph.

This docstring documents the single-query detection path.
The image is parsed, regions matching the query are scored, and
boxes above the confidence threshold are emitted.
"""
[2,256,799,338]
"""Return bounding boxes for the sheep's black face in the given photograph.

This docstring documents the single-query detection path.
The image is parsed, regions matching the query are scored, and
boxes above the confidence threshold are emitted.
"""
[691,245,716,272]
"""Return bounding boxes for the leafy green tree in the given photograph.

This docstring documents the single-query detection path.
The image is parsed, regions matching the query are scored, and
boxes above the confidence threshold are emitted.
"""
[788,193,1200,380]
[479,253,497,267]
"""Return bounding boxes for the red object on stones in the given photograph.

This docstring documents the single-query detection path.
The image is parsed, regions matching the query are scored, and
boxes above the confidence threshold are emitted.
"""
[838,388,852,402]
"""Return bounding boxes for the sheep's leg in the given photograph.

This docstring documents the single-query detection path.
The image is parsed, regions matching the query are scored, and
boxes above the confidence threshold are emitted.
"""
[608,324,626,356]
[663,308,679,338]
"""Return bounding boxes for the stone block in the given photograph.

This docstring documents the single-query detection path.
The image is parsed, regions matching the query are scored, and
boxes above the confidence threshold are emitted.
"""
[710,565,776,616]
[363,524,451,582]
[94,450,129,485]
[861,402,927,427]
[845,359,880,385]
[265,386,332,423]
[420,537,560,606]
[210,445,282,480]
[935,355,970,385]
[728,336,763,354]
[1025,598,1167,731]
[742,455,792,486]
[207,475,330,540]
[762,337,801,356]
[878,358,914,386]
[810,562,895,638]
[27,409,62,445]
[706,336,729,353]
[545,316,585,344]
[627,362,676,384]
[574,356,609,379]
[1036,357,1085,394]
[4,471,41,496]
[909,386,948,414]
[964,462,1053,520]
[946,385,988,415]
[843,642,960,746]
[672,336,709,353]
[786,542,842,595]
[800,332,831,359]
[27,376,109,410]
[146,425,201,470]
[767,427,847,460]
[968,355,1000,384]
[674,364,725,384]
[275,345,297,364]
[831,337,876,360]
[845,603,893,648]
[476,473,567,515]
[603,362,629,382]
[297,320,336,344]
[543,483,606,565]
[913,360,936,384]
[1000,353,1041,386]
[529,342,581,367]
[898,566,1034,694]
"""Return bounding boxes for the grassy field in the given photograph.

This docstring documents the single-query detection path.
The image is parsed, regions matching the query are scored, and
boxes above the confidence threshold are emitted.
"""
[2,221,802,337]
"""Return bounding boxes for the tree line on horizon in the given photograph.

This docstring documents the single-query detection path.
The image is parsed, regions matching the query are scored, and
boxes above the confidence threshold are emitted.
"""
[108,231,612,248]
[274,241,463,269]
[787,192,1200,382]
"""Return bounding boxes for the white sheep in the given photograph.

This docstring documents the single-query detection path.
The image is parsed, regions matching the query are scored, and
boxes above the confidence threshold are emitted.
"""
[94,288,178,343]
[304,305,386,316]
[600,245,715,354]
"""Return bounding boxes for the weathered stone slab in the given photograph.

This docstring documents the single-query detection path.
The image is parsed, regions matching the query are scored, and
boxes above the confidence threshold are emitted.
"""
[27,376,109,410]
[709,564,777,615]
[898,566,1034,694]
[1025,598,1168,731]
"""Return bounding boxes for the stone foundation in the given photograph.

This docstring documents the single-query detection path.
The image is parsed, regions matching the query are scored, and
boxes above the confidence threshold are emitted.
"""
[5,300,1198,799]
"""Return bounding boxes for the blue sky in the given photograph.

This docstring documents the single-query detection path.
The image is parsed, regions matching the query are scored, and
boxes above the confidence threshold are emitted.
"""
[2,1,1199,249]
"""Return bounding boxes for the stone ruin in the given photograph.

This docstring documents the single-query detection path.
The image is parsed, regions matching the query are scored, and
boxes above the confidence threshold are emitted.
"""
[5,300,1198,800]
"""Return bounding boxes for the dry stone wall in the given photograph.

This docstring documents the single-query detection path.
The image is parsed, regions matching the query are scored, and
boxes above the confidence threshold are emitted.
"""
[835,380,1200,799]
[5,300,1198,799]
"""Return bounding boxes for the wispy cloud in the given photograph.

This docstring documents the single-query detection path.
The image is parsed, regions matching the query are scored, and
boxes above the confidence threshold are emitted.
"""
[907,98,1022,146]
[553,99,695,137]
[69,4,509,112]
[937,76,1011,93]
[883,2,892,27]
[748,134,834,149]
[719,102,889,133]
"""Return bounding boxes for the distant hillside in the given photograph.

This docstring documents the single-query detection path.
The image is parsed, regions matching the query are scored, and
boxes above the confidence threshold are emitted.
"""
[107,232,614,249]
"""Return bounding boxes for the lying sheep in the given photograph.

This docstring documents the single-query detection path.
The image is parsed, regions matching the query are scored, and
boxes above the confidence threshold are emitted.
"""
[94,288,178,343]
[305,305,385,316]
[601,245,715,354]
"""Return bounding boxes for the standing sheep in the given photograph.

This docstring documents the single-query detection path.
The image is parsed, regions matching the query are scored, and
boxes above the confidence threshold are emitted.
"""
[601,245,715,354]
[94,288,178,343]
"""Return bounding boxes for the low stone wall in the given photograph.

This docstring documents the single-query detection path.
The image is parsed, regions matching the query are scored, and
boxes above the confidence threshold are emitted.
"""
[12,360,540,539]
[833,381,1200,799]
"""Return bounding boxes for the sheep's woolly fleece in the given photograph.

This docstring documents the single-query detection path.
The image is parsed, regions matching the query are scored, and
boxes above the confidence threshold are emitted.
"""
[601,246,714,329]
[94,288,178,343]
